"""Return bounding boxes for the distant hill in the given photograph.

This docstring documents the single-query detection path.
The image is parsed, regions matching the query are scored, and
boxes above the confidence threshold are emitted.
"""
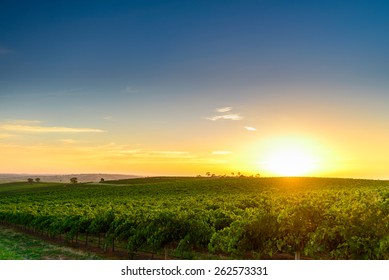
[0,173,140,183]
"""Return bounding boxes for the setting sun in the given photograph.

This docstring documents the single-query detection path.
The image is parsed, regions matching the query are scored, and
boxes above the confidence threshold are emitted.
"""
[264,148,318,176]
[257,137,323,176]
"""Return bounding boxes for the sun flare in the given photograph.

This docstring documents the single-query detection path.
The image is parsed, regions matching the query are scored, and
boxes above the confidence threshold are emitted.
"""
[264,149,317,176]
[259,138,321,176]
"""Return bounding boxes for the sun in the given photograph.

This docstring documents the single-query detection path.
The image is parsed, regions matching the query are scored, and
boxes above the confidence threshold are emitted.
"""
[264,149,317,176]
[259,138,321,176]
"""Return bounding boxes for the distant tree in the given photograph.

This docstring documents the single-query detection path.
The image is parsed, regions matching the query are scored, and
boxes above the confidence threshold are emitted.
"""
[35,178,41,183]
[100,178,105,183]
[237,172,241,177]
[206,172,211,177]
[211,173,216,177]
[231,172,235,177]
[255,173,261,178]
[27,178,34,184]
[70,177,78,184]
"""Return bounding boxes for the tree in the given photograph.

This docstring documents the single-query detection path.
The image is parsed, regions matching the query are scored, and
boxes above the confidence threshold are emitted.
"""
[70,177,78,184]
[35,178,41,183]
[27,178,34,184]
[206,172,211,177]
[100,178,105,183]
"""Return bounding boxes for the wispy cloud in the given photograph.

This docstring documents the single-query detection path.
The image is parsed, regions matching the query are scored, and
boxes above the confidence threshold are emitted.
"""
[1,124,105,133]
[118,149,142,155]
[206,106,243,121]
[6,124,104,133]
[125,86,139,93]
[244,126,257,131]
[212,150,232,155]
[5,120,42,125]
[59,139,79,144]
[98,146,194,159]
[135,151,194,159]
[216,107,232,113]
[206,114,243,121]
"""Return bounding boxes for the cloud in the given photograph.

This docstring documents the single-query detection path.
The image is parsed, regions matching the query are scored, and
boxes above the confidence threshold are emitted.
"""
[150,151,190,155]
[139,151,194,159]
[212,151,232,155]
[216,107,232,113]
[105,147,194,159]
[206,106,243,121]
[119,149,142,154]
[206,114,243,121]
[6,120,42,125]
[190,158,229,164]
[125,86,139,93]
[59,139,79,144]
[1,124,105,133]
[244,126,257,131]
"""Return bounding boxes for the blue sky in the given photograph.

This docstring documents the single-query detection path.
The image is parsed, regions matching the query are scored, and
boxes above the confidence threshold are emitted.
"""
[1,0,389,177]
[2,0,388,93]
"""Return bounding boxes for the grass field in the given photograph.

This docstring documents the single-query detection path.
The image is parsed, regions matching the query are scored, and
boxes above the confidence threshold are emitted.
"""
[0,176,388,260]
[0,225,101,260]
[0,181,67,194]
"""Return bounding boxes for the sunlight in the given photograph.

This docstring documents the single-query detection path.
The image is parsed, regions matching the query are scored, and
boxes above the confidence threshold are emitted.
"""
[258,137,321,176]
[264,149,317,176]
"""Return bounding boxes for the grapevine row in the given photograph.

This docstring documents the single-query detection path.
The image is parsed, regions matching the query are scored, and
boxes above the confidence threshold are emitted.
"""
[0,177,388,259]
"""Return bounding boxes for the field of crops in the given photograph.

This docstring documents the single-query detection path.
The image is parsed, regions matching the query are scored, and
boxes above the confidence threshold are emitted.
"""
[0,177,388,259]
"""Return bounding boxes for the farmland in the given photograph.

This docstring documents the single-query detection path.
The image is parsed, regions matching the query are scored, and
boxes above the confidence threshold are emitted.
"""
[0,225,101,260]
[0,176,388,259]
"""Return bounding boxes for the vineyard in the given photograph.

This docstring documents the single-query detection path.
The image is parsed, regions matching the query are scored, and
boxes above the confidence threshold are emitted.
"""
[0,177,388,259]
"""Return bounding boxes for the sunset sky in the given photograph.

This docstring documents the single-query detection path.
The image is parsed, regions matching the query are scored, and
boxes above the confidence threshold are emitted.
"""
[1,0,389,178]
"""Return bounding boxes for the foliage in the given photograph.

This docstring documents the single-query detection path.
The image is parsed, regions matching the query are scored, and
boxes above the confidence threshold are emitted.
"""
[0,225,100,260]
[70,177,78,184]
[0,177,388,259]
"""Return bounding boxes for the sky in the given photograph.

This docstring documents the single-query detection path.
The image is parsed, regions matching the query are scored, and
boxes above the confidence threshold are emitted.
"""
[1,0,389,178]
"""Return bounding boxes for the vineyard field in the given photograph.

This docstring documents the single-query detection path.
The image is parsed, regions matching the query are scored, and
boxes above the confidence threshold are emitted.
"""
[0,176,388,259]
[0,225,101,260]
